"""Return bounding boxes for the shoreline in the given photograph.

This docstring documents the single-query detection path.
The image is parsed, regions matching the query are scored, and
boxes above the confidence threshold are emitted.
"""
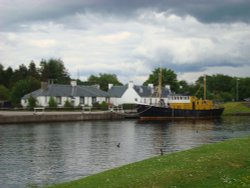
[0,110,249,124]
[0,111,128,124]
[47,136,250,188]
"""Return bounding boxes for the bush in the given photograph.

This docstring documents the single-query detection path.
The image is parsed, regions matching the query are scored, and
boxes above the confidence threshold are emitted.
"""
[27,95,37,109]
[64,99,73,108]
[48,97,57,108]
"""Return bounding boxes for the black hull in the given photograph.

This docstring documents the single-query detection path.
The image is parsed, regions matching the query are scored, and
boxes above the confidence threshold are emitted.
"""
[137,104,224,120]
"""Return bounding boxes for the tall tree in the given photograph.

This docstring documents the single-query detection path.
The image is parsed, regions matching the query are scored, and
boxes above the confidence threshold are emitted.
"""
[40,58,70,84]
[10,64,29,85]
[143,68,179,92]
[0,85,10,101]
[28,60,40,79]
[10,78,40,106]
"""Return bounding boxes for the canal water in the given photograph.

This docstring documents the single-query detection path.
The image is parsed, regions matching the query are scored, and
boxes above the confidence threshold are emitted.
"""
[0,116,250,188]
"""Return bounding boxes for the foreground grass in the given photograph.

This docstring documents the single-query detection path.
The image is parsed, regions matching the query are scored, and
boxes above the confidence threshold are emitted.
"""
[223,102,250,115]
[47,136,250,188]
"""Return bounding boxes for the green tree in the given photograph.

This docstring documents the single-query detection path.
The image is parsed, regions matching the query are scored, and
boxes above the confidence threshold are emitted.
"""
[48,97,57,108]
[0,64,14,88]
[64,99,73,108]
[27,95,37,109]
[40,58,71,84]
[28,61,40,80]
[10,78,40,106]
[238,77,250,100]
[10,64,29,85]
[143,68,179,92]
[87,73,122,91]
[178,80,191,94]
[0,85,10,100]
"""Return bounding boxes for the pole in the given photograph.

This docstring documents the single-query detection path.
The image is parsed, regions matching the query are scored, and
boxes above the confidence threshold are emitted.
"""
[158,68,162,99]
[204,75,206,100]
[236,78,239,101]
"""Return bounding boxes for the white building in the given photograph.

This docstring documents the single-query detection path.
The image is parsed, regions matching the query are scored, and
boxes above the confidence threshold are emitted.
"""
[21,81,110,107]
[108,81,171,106]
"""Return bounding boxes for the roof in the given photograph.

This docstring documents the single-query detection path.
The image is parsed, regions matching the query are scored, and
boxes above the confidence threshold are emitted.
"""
[108,85,170,98]
[107,86,128,97]
[22,84,110,99]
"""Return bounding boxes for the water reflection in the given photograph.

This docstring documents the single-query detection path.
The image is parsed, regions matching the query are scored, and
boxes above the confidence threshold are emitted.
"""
[0,116,249,188]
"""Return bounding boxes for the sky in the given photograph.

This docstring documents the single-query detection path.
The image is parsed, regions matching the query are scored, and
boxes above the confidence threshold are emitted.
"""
[1,0,250,84]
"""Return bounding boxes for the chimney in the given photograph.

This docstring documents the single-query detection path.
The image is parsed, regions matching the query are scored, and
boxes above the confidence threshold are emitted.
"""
[108,83,113,90]
[165,85,171,94]
[148,83,153,88]
[41,82,48,91]
[70,80,77,87]
[128,81,134,88]
[148,83,154,94]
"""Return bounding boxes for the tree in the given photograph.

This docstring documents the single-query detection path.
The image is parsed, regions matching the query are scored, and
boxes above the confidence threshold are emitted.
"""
[87,73,122,91]
[27,95,37,109]
[0,85,10,100]
[143,68,179,92]
[10,78,40,106]
[64,99,73,108]
[40,58,71,84]
[28,61,40,80]
[10,64,29,85]
[178,80,190,94]
[48,97,57,108]
[238,77,250,100]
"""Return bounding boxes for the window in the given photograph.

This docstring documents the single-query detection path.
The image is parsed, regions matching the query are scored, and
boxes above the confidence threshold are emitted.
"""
[80,97,85,104]
[56,96,62,104]
[92,97,97,103]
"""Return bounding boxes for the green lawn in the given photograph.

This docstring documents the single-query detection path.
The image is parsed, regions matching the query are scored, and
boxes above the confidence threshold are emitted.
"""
[223,102,250,115]
[47,136,250,188]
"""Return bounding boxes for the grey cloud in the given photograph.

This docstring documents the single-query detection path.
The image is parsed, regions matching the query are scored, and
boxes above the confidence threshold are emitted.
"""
[1,0,250,31]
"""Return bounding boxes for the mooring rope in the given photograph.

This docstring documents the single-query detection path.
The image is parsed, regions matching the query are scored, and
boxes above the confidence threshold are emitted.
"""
[110,105,153,116]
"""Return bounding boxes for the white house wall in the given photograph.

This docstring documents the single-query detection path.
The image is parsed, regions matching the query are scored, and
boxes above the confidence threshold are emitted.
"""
[120,87,141,104]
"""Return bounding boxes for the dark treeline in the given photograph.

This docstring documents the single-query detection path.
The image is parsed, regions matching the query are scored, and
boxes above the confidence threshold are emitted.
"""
[0,59,249,107]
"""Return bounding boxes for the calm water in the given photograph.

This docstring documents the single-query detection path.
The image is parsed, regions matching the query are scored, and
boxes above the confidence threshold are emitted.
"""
[0,116,250,188]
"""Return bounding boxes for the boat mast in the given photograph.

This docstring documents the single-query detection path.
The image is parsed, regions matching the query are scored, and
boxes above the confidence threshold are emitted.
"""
[204,74,206,100]
[158,68,163,100]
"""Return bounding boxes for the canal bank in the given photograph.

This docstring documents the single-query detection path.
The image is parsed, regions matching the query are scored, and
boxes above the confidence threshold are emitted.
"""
[0,111,127,124]
[47,136,250,188]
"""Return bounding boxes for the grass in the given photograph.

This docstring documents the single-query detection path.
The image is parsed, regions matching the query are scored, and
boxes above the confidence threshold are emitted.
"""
[47,136,250,188]
[222,102,250,115]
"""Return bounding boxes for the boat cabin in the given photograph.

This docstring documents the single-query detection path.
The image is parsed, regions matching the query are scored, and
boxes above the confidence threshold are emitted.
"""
[168,95,214,110]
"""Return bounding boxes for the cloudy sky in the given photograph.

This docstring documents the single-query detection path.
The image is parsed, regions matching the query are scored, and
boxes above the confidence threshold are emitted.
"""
[1,0,250,84]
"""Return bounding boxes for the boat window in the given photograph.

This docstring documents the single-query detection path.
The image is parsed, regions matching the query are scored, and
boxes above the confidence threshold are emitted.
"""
[180,96,182,100]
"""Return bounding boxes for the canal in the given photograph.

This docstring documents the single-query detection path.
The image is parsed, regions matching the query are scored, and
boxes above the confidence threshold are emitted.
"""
[0,116,250,187]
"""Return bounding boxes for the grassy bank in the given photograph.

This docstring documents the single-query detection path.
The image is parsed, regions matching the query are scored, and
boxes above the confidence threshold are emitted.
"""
[223,102,250,115]
[47,136,250,188]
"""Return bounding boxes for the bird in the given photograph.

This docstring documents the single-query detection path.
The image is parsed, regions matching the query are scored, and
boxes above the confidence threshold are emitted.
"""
[117,143,120,148]
[160,149,164,156]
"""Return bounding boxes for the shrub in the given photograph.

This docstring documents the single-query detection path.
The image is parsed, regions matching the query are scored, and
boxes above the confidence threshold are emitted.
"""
[27,95,37,109]
[48,97,57,108]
